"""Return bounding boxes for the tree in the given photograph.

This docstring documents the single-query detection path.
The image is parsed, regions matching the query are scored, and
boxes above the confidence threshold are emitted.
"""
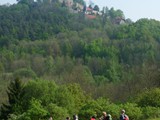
[25,99,48,120]
[0,78,25,120]
[109,7,124,20]
[17,0,34,5]
[54,86,75,114]
[102,6,109,27]
[8,99,49,120]
[89,4,92,9]
[135,88,160,107]
[73,0,85,5]
[47,103,68,120]
[22,80,58,110]
[78,99,102,120]
[66,83,87,113]
[93,5,99,12]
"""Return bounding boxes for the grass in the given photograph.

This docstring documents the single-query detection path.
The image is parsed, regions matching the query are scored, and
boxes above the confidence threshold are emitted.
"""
[147,118,160,120]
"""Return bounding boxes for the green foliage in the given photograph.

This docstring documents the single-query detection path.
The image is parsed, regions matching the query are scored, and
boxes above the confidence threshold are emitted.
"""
[109,7,124,19]
[79,98,120,120]
[0,1,71,40]
[8,113,31,120]
[47,103,68,120]
[13,68,37,79]
[8,80,88,119]
[120,103,143,120]
[73,0,85,5]
[1,79,160,119]
[147,118,160,120]
[79,100,102,120]
[94,75,109,86]
[65,83,87,112]
[135,88,160,107]
[0,78,24,120]
[0,62,4,73]
[95,98,120,119]
[54,85,75,114]
[1,1,160,119]
[17,0,34,5]
[54,84,87,115]
[142,106,160,119]
[25,99,48,119]
[22,79,57,109]
[8,99,48,120]
[93,5,99,11]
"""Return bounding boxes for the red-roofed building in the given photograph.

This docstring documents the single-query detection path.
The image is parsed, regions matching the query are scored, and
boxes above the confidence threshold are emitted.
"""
[85,14,96,19]
[85,7,93,15]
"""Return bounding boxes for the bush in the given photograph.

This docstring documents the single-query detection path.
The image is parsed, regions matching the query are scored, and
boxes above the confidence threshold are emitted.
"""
[27,99,48,119]
[96,98,120,119]
[142,106,160,119]
[78,100,102,120]
[119,103,143,120]
[22,79,58,109]
[46,103,68,120]
[135,88,160,107]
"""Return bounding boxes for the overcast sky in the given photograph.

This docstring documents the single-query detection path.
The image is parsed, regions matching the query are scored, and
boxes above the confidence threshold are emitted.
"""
[0,0,160,22]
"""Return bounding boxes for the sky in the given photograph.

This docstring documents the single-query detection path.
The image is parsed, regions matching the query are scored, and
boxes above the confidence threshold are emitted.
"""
[0,0,160,22]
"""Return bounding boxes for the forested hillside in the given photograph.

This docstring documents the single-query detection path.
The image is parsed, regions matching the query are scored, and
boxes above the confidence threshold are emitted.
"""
[0,0,160,119]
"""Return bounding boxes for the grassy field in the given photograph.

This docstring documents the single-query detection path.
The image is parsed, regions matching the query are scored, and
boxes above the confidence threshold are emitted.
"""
[147,118,160,120]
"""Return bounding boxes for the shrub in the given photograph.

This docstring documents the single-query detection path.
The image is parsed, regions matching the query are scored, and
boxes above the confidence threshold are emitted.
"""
[46,103,68,120]
[135,88,160,107]
[96,98,120,119]
[142,106,160,119]
[119,103,143,120]
[78,100,102,120]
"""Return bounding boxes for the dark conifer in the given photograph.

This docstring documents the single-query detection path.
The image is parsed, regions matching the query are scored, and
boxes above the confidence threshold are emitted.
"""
[0,78,24,120]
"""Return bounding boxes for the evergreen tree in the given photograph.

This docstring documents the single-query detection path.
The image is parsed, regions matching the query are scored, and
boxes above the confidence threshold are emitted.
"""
[93,5,99,11]
[0,78,25,120]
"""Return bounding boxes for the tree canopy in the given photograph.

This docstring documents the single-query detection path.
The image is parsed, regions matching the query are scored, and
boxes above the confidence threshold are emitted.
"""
[0,1,160,119]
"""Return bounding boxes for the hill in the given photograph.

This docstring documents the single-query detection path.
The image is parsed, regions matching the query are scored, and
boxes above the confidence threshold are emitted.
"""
[0,0,160,119]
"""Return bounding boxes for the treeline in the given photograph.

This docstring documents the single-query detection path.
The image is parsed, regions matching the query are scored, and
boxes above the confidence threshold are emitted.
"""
[0,78,160,120]
[0,0,126,41]
[0,0,160,119]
